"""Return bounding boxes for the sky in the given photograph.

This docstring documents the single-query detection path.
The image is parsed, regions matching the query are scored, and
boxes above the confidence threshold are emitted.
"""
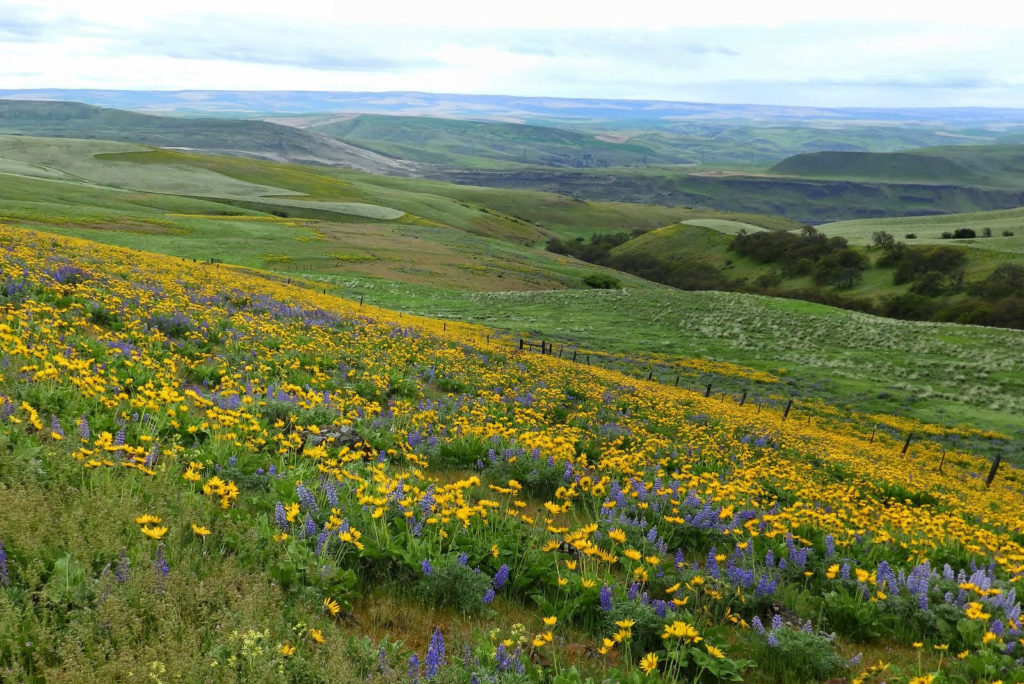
[2,0,1024,108]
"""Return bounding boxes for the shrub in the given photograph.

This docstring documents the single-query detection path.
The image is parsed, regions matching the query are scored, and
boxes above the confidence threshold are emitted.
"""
[583,273,622,289]
[752,624,847,682]
[415,557,494,614]
[905,233,917,239]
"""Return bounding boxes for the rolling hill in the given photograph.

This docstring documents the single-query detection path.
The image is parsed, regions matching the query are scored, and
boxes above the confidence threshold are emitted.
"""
[771,144,1024,189]
[0,100,415,174]
[310,114,682,169]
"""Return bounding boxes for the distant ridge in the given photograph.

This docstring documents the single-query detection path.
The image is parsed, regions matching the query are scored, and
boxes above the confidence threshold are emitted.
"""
[0,100,417,174]
[4,89,1024,125]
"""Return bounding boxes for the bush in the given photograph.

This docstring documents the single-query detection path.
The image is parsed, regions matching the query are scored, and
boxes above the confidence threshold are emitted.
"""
[1003,230,1015,237]
[752,625,847,682]
[415,557,494,614]
[905,233,917,239]
[582,273,622,289]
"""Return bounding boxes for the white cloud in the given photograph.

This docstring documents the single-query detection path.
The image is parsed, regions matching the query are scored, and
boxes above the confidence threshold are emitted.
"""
[1,0,1024,107]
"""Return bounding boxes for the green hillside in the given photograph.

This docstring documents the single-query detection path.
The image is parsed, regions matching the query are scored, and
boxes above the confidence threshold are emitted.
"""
[820,207,1024,251]
[312,114,680,168]
[771,144,1024,188]
[0,100,412,173]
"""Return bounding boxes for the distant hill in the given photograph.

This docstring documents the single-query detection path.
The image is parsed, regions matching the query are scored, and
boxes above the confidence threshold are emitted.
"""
[310,114,681,168]
[0,100,415,174]
[771,144,1024,188]
[4,89,1024,127]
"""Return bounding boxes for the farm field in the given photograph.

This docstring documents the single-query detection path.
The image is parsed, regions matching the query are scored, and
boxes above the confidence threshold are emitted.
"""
[2,226,1024,683]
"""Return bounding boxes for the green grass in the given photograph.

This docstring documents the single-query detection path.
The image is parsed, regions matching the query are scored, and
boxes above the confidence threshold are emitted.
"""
[303,274,1024,443]
[820,207,1024,251]
[771,144,1024,189]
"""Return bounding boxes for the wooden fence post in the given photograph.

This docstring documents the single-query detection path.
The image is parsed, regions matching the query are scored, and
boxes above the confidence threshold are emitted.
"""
[938,449,946,473]
[901,433,913,456]
[519,339,524,350]
[986,454,1002,488]
[704,384,712,398]
[674,376,679,387]
[783,399,793,420]
[739,390,747,406]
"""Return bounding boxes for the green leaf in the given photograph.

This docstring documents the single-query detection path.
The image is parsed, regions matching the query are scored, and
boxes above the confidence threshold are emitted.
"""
[43,553,87,605]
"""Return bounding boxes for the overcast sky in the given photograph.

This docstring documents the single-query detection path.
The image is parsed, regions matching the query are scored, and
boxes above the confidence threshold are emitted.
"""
[2,0,1023,108]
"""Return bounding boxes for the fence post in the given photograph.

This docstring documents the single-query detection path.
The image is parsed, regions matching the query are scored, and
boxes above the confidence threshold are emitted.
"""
[986,454,1002,488]
[519,339,524,351]
[901,433,913,456]
[674,376,679,387]
[938,448,946,473]
[869,425,876,443]
[783,399,793,420]
[359,296,363,308]
[572,351,578,362]
[739,390,747,406]
[704,384,712,398]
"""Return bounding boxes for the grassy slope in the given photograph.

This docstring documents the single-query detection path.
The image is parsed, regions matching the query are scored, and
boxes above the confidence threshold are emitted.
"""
[0,99,407,171]
[431,165,1024,224]
[3,136,1022,442]
[820,207,1024,251]
[770,144,1024,188]
[312,114,680,168]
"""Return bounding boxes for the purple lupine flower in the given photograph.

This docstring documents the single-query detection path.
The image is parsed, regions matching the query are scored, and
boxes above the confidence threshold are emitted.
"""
[628,582,640,601]
[425,628,445,679]
[113,426,126,447]
[751,616,764,634]
[824,534,835,557]
[653,599,667,619]
[50,415,64,438]
[408,654,420,682]
[274,502,288,531]
[316,529,330,556]
[841,563,851,581]
[600,585,613,612]
[765,550,775,568]
[457,552,468,567]
[420,486,435,514]
[992,620,1005,636]
[304,514,317,538]
[153,544,169,578]
[766,632,779,647]
[317,480,336,509]
[482,588,495,605]
[0,538,8,587]
[849,653,862,667]
[493,564,509,590]
[563,460,573,482]
[771,614,783,631]
[116,548,130,583]
[268,465,277,477]
[421,559,433,576]
[707,548,720,579]
[296,483,318,513]
[495,644,512,672]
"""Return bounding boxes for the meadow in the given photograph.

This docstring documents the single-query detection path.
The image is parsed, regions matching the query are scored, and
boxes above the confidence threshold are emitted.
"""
[1,226,1023,682]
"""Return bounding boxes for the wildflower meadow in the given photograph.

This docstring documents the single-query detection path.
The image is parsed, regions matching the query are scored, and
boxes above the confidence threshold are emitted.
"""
[0,226,1022,682]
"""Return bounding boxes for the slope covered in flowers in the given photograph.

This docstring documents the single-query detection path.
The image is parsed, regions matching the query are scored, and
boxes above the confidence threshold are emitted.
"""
[0,226,1022,683]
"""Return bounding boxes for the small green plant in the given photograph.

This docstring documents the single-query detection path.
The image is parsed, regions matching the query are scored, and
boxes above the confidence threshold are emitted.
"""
[583,273,622,289]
